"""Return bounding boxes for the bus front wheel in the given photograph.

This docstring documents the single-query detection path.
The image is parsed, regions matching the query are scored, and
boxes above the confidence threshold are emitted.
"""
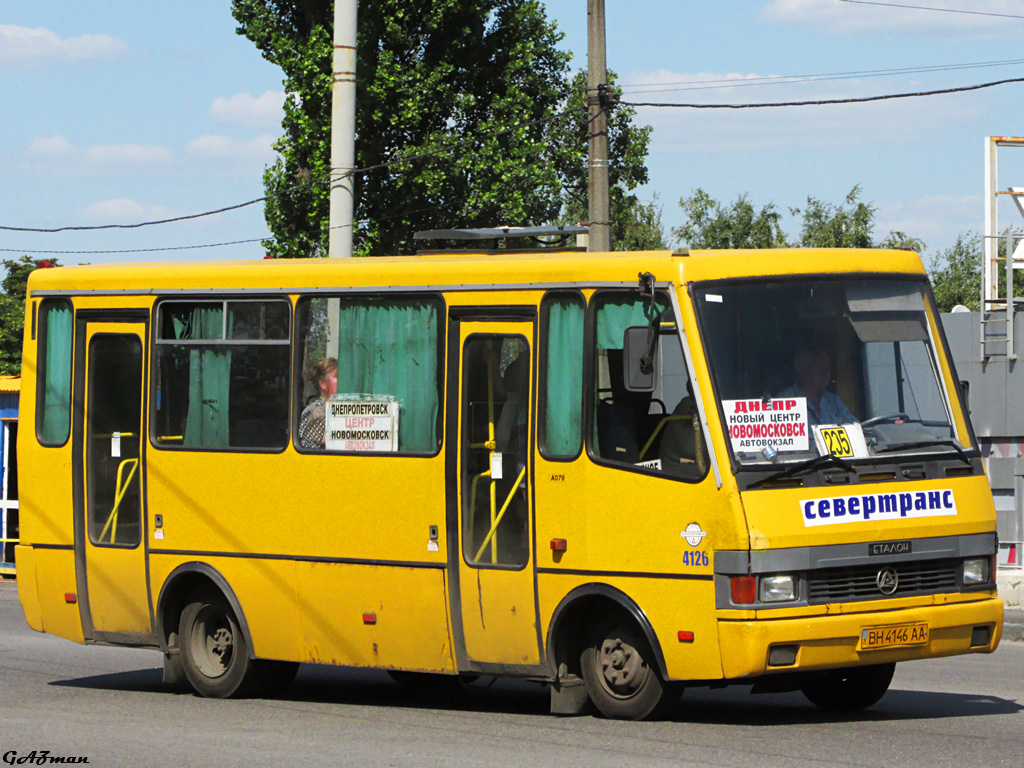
[800,662,895,711]
[179,587,256,698]
[580,617,672,720]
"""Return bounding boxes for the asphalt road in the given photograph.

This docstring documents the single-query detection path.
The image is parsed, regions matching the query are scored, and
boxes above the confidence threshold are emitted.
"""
[1,580,1022,768]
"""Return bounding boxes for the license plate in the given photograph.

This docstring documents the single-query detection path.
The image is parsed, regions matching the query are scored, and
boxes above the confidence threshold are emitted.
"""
[860,622,929,650]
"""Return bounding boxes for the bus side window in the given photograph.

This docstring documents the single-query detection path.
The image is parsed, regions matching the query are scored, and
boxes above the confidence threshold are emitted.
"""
[539,292,584,459]
[590,291,707,481]
[152,299,291,451]
[36,298,73,446]
[294,295,443,454]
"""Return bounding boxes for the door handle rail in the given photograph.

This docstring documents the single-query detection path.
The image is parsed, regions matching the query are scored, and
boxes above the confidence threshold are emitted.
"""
[97,458,139,544]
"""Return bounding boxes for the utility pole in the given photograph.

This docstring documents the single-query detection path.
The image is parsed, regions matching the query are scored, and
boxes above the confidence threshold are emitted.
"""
[587,0,611,253]
[329,0,358,258]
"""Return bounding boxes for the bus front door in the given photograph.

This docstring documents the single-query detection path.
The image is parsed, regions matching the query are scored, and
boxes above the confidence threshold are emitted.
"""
[75,319,152,642]
[450,320,541,670]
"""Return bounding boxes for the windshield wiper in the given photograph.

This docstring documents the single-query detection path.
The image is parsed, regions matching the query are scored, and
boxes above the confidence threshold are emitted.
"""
[872,439,972,466]
[747,453,854,490]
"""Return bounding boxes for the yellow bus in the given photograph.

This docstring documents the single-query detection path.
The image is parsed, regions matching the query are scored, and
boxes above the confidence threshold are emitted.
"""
[15,245,1002,719]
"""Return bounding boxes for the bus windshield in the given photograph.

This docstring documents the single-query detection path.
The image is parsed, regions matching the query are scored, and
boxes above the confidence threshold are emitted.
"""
[692,276,965,466]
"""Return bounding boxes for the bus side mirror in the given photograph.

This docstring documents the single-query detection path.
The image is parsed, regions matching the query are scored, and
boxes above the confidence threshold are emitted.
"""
[623,326,657,392]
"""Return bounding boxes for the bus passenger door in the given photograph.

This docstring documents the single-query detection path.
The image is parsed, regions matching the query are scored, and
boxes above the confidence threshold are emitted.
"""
[75,318,152,641]
[448,318,541,670]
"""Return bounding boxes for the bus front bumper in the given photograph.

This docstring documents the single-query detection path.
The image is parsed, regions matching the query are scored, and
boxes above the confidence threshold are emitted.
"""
[717,597,1003,680]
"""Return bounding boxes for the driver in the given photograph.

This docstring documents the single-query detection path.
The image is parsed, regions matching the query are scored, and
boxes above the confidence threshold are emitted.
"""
[779,347,856,426]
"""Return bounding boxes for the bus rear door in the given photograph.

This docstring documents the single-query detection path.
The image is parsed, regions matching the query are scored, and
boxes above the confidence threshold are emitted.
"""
[74,315,152,642]
[447,314,542,671]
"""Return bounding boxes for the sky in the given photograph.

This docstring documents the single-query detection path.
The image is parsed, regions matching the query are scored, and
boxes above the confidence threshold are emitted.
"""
[2,0,1024,268]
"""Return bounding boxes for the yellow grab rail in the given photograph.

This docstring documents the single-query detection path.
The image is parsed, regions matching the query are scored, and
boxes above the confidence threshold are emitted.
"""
[472,466,526,563]
[97,458,139,544]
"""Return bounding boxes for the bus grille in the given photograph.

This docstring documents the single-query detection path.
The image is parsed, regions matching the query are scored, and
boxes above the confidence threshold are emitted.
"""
[806,559,959,604]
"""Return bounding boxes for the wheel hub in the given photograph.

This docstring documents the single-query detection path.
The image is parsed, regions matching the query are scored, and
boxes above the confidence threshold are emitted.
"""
[600,637,646,694]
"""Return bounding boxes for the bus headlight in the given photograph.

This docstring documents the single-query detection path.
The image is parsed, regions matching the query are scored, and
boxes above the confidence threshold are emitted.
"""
[962,558,991,586]
[759,574,796,603]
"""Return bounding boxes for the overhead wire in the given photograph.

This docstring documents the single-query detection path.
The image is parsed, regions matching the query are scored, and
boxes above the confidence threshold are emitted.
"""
[620,76,1024,109]
[620,58,1024,95]
[837,0,1024,19]
[5,71,1024,252]
[0,107,582,238]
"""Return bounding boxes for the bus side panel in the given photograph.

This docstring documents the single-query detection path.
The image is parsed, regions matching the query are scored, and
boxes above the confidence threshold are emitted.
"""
[149,554,302,663]
[295,564,455,672]
[14,545,42,632]
[535,455,737,682]
[30,548,84,644]
[537,573,724,682]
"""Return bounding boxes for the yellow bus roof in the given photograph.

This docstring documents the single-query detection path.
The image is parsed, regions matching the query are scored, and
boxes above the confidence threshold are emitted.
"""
[26,248,926,295]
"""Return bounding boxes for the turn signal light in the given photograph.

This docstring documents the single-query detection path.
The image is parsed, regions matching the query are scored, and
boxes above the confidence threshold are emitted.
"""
[550,538,567,552]
[730,576,756,605]
[362,613,377,625]
[677,631,694,643]
[64,593,77,604]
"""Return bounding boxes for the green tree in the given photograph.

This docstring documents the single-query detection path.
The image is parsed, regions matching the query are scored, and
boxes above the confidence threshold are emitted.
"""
[928,230,1024,313]
[790,185,876,248]
[673,188,787,249]
[674,185,925,252]
[233,0,574,257]
[0,256,58,374]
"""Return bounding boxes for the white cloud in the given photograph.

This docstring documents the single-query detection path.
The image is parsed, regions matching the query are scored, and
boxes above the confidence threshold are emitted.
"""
[211,91,285,128]
[876,194,982,254]
[79,199,179,224]
[26,135,171,170]
[186,134,277,164]
[761,0,1017,34]
[86,143,172,165]
[0,24,128,66]
[27,135,75,159]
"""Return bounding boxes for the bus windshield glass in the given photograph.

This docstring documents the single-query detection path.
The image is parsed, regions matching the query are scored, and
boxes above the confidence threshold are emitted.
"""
[693,277,965,466]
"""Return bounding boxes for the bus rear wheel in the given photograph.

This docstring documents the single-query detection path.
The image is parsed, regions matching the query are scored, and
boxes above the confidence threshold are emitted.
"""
[179,587,256,698]
[580,617,671,720]
[800,662,895,711]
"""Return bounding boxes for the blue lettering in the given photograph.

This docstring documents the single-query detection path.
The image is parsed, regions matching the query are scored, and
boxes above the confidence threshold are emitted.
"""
[879,494,898,513]
[928,491,941,509]
[803,501,816,520]
[849,497,861,516]
[915,492,927,510]
[943,490,954,509]
[818,499,831,518]
[833,497,846,517]
[863,495,877,520]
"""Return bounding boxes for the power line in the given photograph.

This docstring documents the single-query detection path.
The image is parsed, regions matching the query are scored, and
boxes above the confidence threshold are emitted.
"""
[0,238,268,256]
[1,108,580,236]
[621,75,1024,109]
[620,58,1024,95]
[0,196,273,234]
[838,0,1024,19]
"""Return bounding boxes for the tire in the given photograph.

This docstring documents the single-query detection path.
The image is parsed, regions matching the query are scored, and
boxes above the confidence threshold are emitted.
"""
[179,587,257,699]
[800,662,896,711]
[580,616,672,720]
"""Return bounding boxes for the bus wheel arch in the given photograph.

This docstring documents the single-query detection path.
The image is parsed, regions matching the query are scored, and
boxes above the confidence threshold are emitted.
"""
[155,563,256,663]
[545,584,673,718]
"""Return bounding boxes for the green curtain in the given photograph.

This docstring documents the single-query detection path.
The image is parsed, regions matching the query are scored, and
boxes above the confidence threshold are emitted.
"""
[595,295,666,350]
[40,302,73,444]
[336,299,439,453]
[543,296,584,456]
[179,306,231,448]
